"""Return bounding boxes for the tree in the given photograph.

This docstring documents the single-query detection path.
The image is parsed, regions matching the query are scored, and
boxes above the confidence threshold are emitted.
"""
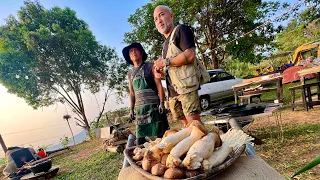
[124,0,287,68]
[0,1,128,137]
[90,107,130,130]
[275,6,320,52]
[63,114,75,146]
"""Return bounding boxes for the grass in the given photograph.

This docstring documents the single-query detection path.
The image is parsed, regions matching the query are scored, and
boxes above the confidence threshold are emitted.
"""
[52,139,124,180]
[54,151,123,180]
[251,123,320,179]
[0,157,5,168]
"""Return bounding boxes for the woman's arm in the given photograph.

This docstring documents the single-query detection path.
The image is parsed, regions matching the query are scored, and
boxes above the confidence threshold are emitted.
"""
[128,75,135,110]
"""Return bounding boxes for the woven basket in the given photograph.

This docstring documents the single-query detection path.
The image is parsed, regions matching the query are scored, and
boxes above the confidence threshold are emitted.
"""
[124,144,246,180]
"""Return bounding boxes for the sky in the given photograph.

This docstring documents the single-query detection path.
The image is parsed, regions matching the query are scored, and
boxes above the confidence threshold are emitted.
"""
[0,0,149,157]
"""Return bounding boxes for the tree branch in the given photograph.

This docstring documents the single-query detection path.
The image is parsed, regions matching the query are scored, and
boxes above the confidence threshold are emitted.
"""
[195,39,210,48]
[74,120,86,128]
[65,80,84,112]
[74,117,85,125]
[58,83,83,114]
[51,86,83,115]
[96,89,112,124]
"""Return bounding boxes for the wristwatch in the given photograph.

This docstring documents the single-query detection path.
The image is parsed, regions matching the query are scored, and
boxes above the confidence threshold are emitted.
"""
[165,58,170,67]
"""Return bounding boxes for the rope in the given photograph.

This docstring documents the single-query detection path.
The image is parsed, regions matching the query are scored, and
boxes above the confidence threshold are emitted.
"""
[214,0,306,51]
[1,123,68,136]
[18,133,72,146]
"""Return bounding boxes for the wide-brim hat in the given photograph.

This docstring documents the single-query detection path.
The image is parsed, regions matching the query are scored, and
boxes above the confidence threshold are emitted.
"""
[122,42,148,65]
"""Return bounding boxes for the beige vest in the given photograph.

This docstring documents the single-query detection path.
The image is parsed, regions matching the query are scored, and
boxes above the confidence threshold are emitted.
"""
[163,26,209,94]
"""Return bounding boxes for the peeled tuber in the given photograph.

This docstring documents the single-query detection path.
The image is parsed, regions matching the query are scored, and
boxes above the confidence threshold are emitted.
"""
[182,132,220,170]
[157,127,192,153]
[163,129,178,138]
[202,143,233,171]
[166,125,205,168]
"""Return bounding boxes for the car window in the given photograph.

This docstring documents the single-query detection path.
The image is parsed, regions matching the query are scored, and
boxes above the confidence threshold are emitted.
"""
[208,72,218,83]
[218,72,234,81]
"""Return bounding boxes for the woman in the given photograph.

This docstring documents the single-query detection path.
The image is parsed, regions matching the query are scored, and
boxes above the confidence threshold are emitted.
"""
[122,42,169,145]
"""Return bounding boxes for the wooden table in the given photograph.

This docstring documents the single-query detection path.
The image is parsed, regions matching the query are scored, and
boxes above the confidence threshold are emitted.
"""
[297,66,320,109]
[298,66,320,96]
[232,74,283,104]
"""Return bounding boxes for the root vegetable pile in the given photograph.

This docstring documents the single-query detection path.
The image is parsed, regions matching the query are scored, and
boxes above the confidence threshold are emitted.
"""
[131,122,253,179]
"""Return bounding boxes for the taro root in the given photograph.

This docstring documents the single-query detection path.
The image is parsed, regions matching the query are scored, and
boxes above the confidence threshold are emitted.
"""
[133,147,142,155]
[142,159,152,172]
[151,163,167,176]
[135,161,142,166]
[185,170,201,178]
[133,152,144,161]
[164,168,185,179]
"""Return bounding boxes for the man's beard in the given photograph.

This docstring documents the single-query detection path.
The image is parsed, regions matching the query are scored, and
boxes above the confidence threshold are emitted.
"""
[158,22,172,35]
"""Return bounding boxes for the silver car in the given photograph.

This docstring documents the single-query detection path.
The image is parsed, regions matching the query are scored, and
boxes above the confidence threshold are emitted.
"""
[161,69,243,111]
[198,69,243,110]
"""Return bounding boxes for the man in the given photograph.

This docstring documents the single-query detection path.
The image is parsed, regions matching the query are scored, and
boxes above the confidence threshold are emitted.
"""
[153,5,203,126]
[122,42,169,145]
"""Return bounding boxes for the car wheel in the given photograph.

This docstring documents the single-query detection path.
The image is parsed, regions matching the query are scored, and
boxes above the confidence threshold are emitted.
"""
[200,96,210,110]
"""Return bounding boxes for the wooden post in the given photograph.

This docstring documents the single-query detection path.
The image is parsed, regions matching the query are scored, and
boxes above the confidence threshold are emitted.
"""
[0,134,7,153]
[277,79,283,103]
[317,72,320,100]
[233,88,238,104]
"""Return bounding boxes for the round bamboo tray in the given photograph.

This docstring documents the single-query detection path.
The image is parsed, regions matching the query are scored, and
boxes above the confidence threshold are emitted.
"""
[124,144,246,180]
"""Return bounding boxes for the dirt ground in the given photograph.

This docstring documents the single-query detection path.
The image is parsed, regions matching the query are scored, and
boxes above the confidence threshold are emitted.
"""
[254,106,320,126]
[246,107,320,179]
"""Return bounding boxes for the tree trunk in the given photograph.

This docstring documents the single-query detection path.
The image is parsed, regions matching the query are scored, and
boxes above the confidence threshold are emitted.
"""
[84,126,92,140]
[66,120,76,146]
[211,51,219,69]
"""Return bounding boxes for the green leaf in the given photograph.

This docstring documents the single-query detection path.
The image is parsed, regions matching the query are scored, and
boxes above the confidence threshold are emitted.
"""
[291,156,320,178]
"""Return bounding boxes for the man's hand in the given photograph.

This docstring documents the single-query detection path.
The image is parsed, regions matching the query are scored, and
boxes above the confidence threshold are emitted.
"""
[130,108,135,121]
[154,58,166,69]
[154,68,164,79]
[159,102,165,114]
